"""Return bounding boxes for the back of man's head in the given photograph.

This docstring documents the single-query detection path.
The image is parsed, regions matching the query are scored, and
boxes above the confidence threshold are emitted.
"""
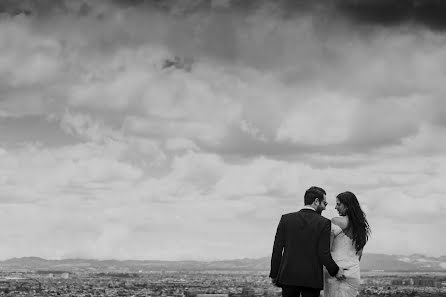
[304,186,326,205]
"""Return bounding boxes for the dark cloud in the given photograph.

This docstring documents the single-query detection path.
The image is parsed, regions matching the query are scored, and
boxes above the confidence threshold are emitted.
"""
[334,0,446,29]
[2,0,446,158]
[2,0,446,30]
[0,0,66,16]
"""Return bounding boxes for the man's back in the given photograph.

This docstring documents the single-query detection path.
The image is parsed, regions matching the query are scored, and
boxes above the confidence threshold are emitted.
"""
[269,209,339,289]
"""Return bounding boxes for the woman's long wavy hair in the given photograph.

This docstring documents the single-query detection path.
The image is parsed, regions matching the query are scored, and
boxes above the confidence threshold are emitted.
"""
[337,191,371,253]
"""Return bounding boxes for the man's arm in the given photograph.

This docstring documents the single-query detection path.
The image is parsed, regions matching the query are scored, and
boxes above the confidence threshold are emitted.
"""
[318,220,340,277]
[269,215,286,282]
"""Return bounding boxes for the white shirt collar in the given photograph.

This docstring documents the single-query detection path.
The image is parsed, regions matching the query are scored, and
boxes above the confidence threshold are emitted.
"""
[302,206,316,211]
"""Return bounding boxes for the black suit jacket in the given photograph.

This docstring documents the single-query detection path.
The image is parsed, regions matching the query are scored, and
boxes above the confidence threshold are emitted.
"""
[269,209,339,289]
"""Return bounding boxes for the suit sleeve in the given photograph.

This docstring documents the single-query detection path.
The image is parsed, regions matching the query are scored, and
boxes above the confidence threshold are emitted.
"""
[318,220,339,277]
[269,215,285,279]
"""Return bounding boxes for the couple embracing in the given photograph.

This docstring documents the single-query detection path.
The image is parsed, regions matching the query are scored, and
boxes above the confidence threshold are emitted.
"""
[269,186,371,297]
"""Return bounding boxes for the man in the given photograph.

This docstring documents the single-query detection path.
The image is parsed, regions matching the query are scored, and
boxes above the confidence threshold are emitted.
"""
[269,186,344,297]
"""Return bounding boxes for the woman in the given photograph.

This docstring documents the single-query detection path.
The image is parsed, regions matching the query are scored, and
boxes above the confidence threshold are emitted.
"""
[324,191,371,297]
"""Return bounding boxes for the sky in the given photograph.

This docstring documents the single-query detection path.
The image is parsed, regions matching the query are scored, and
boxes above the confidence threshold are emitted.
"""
[1,0,446,261]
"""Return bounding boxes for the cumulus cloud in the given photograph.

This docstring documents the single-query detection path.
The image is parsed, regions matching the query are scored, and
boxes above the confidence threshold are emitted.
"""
[276,95,359,146]
[1,0,446,260]
[0,142,143,201]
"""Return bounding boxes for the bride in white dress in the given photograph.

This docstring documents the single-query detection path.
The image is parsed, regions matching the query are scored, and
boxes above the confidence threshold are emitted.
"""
[324,191,371,297]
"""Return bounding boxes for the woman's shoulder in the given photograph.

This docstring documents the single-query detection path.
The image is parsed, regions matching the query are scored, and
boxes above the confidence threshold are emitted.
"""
[331,216,349,230]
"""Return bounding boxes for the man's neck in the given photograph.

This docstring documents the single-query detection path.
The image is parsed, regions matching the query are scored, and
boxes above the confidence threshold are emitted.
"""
[302,205,316,211]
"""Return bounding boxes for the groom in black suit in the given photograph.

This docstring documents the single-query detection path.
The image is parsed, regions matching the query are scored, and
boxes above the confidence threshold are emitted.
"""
[269,186,344,297]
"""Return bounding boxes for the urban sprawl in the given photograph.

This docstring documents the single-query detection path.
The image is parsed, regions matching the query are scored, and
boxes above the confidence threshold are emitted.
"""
[0,270,445,297]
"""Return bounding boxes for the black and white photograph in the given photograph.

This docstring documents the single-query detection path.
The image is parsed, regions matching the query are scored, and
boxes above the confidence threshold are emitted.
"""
[0,0,446,296]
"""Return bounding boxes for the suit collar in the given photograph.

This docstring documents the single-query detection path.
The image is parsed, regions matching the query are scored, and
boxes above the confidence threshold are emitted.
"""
[299,208,320,215]
[299,208,316,213]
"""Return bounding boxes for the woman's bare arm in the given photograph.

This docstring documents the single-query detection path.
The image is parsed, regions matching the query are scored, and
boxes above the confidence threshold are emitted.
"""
[331,216,349,230]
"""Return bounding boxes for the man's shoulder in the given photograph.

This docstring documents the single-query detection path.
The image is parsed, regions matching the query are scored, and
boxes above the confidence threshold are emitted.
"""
[282,211,300,218]
[285,210,328,221]
[312,213,330,224]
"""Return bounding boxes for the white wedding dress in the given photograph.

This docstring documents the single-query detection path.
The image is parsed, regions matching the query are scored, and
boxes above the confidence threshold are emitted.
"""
[323,223,361,297]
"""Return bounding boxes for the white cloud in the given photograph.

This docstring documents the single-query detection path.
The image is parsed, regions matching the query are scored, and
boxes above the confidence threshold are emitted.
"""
[59,111,116,141]
[165,137,199,152]
[0,141,144,203]
[365,219,446,257]
[2,3,446,260]
[0,17,63,87]
[240,119,268,142]
[276,95,358,145]
[1,138,446,259]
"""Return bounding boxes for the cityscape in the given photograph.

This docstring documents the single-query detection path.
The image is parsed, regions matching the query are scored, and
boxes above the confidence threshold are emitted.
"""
[0,260,445,297]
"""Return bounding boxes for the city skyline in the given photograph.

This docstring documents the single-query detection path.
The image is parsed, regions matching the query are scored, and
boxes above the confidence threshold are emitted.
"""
[1,0,446,261]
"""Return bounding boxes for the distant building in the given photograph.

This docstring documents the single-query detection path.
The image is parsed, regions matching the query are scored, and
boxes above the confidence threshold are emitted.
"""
[36,271,70,279]
[263,288,280,297]
[185,290,201,297]
[391,278,413,286]
[241,287,255,297]
[412,278,436,287]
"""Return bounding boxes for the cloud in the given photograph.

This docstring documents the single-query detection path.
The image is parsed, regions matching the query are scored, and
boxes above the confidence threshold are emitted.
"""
[365,219,446,256]
[1,135,446,259]
[0,141,144,204]
[2,0,446,260]
[276,95,359,146]
[0,17,62,84]
[165,137,199,152]
[3,0,446,153]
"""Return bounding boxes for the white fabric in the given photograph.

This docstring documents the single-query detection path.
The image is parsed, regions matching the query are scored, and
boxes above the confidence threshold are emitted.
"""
[301,206,316,211]
[323,223,361,297]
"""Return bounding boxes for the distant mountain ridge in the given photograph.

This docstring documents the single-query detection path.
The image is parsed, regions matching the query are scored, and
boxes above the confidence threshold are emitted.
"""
[1,254,445,272]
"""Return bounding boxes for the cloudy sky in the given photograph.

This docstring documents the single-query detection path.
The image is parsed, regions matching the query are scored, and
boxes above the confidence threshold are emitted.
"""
[1,0,446,261]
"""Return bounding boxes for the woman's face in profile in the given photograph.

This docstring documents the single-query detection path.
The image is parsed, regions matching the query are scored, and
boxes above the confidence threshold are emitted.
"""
[335,198,348,216]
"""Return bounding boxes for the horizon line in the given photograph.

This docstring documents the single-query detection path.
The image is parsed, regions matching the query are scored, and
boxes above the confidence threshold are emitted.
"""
[1,252,444,262]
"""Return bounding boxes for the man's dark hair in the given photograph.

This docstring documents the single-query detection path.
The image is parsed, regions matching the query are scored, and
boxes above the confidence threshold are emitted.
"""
[304,186,326,205]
